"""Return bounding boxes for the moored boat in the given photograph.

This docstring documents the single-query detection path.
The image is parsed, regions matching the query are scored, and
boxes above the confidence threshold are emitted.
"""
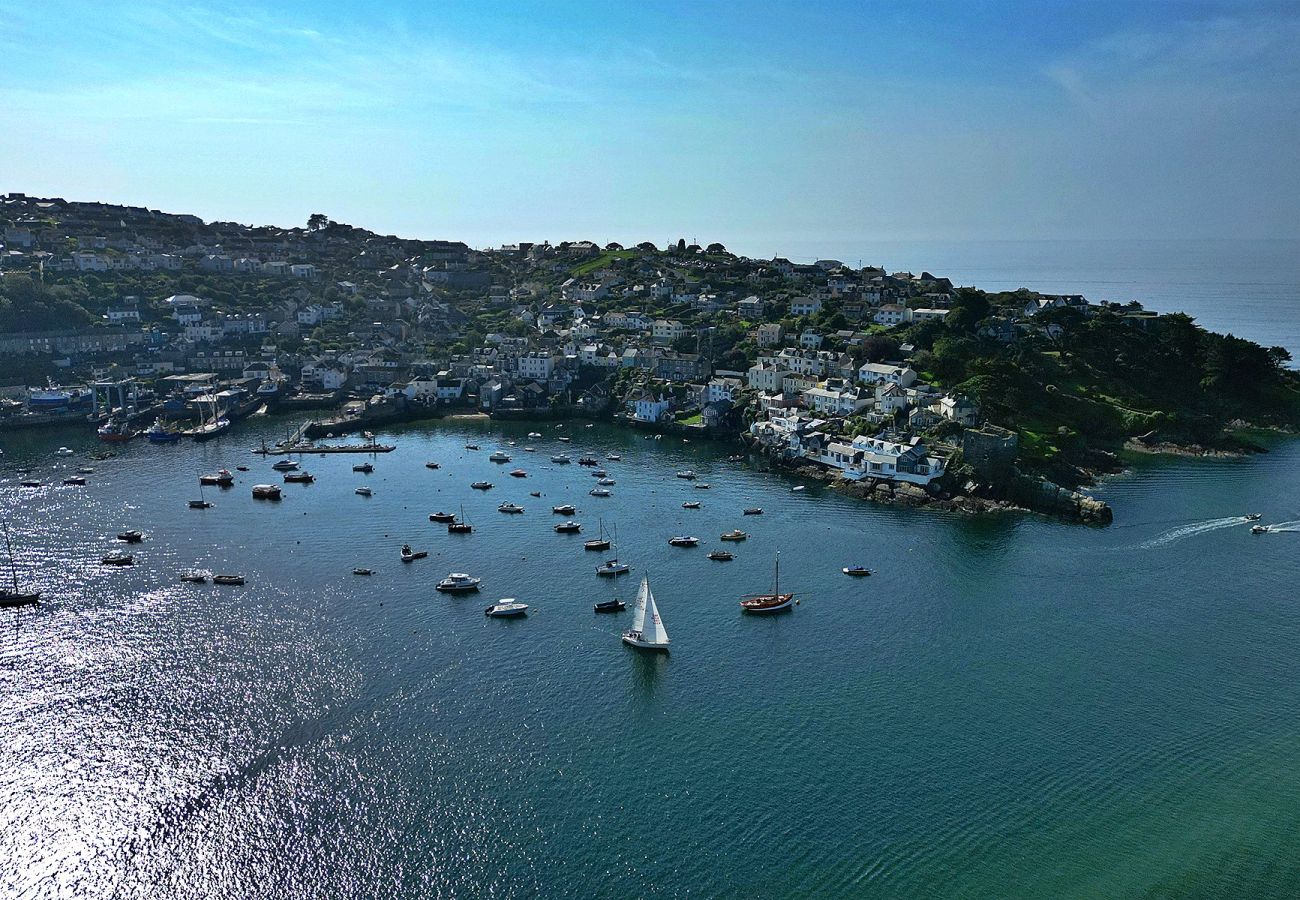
[676,470,697,480]
[551,454,572,464]
[743,507,764,516]
[400,544,428,562]
[117,530,144,543]
[740,556,796,614]
[145,418,183,444]
[554,520,582,534]
[1,524,40,607]
[180,573,208,584]
[97,418,136,443]
[429,511,456,523]
[720,529,748,541]
[355,487,373,496]
[252,484,282,500]
[551,504,577,515]
[708,550,735,561]
[283,472,315,484]
[485,599,528,617]
[101,552,134,566]
[353,462,374,473]
[62,476,86,486]
[584,519,612,551]
[436,572,481,592]
[353,568,373,576]
[594,598,626,612]
[271,459,299,471]
[425,461,441,469]
[509,469,527,478]
[668,536,699,547]
[606,453,621,461]
[213,574,245,585]
[498,502,525,514]
[471,481,493,490]
[682,501,701,509]
[589,487,612,497]
[843,566,872,576]
[489,450,512,463]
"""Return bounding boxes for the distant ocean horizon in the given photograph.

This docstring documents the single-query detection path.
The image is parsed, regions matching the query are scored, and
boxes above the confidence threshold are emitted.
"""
[740,238,1300,362]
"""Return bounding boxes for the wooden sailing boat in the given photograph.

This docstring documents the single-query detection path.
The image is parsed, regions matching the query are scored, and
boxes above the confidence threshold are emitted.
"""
[739,554,795,614]
[622,575,670,650]
[0,521,40,607]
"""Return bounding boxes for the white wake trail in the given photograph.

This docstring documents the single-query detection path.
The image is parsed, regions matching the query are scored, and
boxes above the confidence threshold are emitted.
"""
[1139,516,1255,549]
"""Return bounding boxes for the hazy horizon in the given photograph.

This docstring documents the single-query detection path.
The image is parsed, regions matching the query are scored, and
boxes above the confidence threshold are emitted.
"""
[3,1,1298,248]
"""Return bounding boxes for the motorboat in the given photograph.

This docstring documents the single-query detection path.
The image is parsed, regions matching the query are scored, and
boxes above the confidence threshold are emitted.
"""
[554,521,582,534]
[355,487,373,497]
[524,447,536,452]
[485,599,528,617]
[465,443,480,451]
[145,418,182,444]
[596,559,630,576]
[558,436,572,443]
[589,488,612,497]
[720,529,748,541]
[1252,524,1270,534]
[252,484,282,500]
[551,504,577,515]
[676,470,697,480]
[283,472,315,484]
[668,536,699,547]
[528,432,542,439]
[843,566,872,576]
[429,511,457,523]
[436,572,482,593]
[594,598,626,612]
[694,483,710,490]
[77,467,94,474]
[598,478,615,486]
[579,457,599,466]
[590,469,607,478]
[20,481,41,488]
[489,450,512,463]
[682,501,701,509]
[180,573,208,584]
[530,491,542,497]
[272,460,299,472]
[792,485,807,493]
[353,462,374,473]
[425,462,441,469]
[56,447,74,456]
[606,453,621,461]
[509,469,527,478]
[622,577,670,651]
[740,557,795,614]
[213,574,246,586]
[200,469,235,486]
[102,552,134,566]
[743,507,764,516]
[1245,513,1262,521]
[471,481,493,490]
[117,530,144,543]
[236,466,249,472]
[353,568,373,576]
[498,502,525,514]
[708,550,735,561]
[401,544,429,562]
[97,419,136,443]
[551,454,572,464]
[63,476,87,486]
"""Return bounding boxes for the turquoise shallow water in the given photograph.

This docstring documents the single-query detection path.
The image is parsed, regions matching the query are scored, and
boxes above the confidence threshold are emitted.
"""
[3,417,1300,898]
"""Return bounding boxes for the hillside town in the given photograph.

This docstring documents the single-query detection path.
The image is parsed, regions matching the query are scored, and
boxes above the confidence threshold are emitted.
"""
[0,193,1184,517]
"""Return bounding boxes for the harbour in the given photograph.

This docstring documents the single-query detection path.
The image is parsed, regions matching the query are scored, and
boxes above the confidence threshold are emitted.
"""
[4,415,1300,896]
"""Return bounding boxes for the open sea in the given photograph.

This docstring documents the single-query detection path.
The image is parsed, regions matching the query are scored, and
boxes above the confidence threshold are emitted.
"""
[4,413,1300,898]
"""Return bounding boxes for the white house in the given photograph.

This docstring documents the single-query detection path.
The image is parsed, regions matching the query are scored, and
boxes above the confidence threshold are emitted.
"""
[106,306,141,324]
[747,363,789,393]
[858,363,917,388]
[909,308,948,323]
[517,352,555,381]
[627,391,671,423]
[297,305,324,326]
[652,319,686,344]
[703,376,744,404]
[874,304,909,326]
[173,306,203,326]
[791,296,823,317]
[799,329,823,349]
[290,263,319,280]
[803,384,870,416]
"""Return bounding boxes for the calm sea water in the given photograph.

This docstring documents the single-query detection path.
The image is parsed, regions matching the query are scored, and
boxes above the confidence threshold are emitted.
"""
[3,416,1300,898]
[770,239,1300,361]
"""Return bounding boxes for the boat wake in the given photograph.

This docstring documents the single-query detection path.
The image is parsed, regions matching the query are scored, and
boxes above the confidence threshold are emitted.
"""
[1137,516,1257,549]
[1259,519,1300,533]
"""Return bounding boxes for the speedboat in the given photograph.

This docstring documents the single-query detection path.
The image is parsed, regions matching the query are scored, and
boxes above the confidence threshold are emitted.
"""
[471,481,493,490]
[606,453,621,461]
[213,574,246,586]
[1252,524,1270,534]
[272,460,299,472]
[353,462,374,473]
[498,502,525,514]
[589,488,612,497]
[843,566,872,576]
[353,568,373,576]
[430,511,456,523]
[743,507,763,516]
[485,599,528,618]
[668,536,699,547]
[596,559,630,577]
[551,504,577,515]
[676,470,697,480]
[594,598,626,612]
[509,469,527,478]
[554,520,582,533]
[425,461,441,469]
[792,485,807,493]
[252,484,282,500]
[720,529,748,541]
[101,552,134,566]
[551,454,571,464]
[598,478,615,485]
[1245,513,1262,520]
[283,472,315,484]
[355,487,373,496]
[117,530,144,543]
[436,572,482,592]
[400,544,429,562]
[489,450,512,462]
[682,501,701,509]
[708,550,734,561]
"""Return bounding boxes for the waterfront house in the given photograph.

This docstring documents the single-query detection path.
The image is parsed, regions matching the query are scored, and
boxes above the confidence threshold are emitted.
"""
[627,389,671,423]
[858,363,917,388]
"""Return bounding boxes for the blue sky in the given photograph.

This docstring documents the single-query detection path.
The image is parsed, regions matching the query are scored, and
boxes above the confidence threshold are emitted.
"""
[1,1,1297,253]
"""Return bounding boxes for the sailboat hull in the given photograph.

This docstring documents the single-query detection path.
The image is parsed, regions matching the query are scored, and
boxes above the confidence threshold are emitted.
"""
[622,633,670,651]
[740,594,795,614]
[0,591,40,608]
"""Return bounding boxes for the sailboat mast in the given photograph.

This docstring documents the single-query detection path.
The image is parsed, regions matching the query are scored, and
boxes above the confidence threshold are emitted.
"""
[3,520,18,593]
[774,553,780,597]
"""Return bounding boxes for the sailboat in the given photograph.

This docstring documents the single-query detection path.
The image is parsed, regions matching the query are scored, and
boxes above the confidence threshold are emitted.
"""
[448,504,473,534]
[584,518,612,551]
[189,478,213,509]
[622,576,670,650]
[190,392,230,442]
[739,554,795,614]
[0,521,40,607]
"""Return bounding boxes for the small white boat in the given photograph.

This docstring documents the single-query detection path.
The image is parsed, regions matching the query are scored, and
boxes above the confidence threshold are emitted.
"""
[682,501,701,509]
[353,462,374,473]
[676,470,697,480]
[355,487,373,496]
[56,447,74,457]
[485,599,528,618]
[598,478,615,485]
[555,520,582,533]
[489,450,512,462]
[524,446,536,452]
[792,485,807,492]
[353,568,373,576]
[528,432,543,439]
[552,504,577,515]
[471,481,494,490]
[668,536,699,547]
[272,460,299,472]
[606,453,621,461]
[436,572,482,592]
[498,502,525,514]
[551,454,572,464]
[590,487,612,497]
[622,576,670,651]
[1252,524,1270,534]
[695,483,710,490]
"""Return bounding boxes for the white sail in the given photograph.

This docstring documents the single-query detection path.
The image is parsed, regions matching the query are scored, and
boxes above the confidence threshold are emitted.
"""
[642,581,669,645]
[632,577,649,633]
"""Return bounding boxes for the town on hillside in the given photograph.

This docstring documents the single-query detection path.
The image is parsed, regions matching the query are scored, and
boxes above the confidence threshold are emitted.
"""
[3,192,1293,521]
